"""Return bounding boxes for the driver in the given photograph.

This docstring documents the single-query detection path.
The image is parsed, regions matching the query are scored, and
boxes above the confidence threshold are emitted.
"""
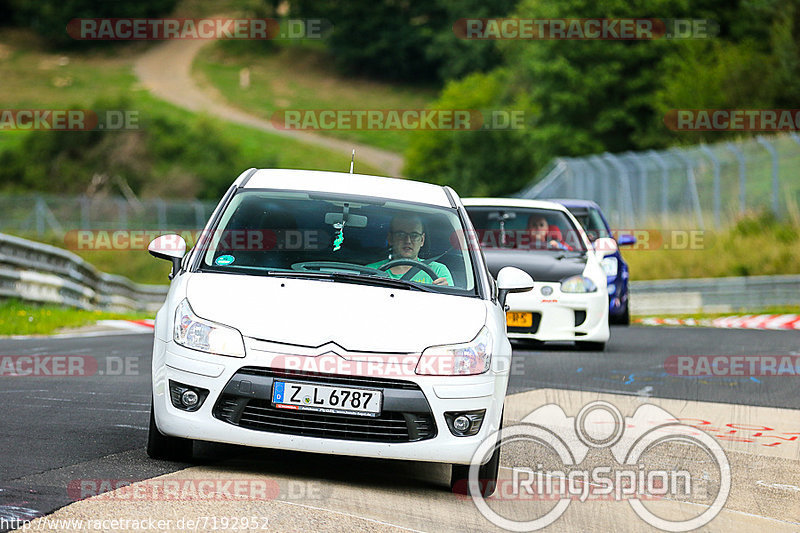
[367,214,453,286]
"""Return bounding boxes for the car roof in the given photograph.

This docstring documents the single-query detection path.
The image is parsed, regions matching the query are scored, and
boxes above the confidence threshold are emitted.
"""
[462,197,572,213]
[235,169,454,208]
[546,198,601,210]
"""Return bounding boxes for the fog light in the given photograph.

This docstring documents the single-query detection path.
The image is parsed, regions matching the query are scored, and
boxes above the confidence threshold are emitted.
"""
[445,410,486,437]
[181,390,199,407]
[453,415,471,432]
[169,380,208,412]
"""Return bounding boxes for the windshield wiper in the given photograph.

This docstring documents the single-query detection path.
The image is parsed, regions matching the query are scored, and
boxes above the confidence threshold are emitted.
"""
[264,270,437,292]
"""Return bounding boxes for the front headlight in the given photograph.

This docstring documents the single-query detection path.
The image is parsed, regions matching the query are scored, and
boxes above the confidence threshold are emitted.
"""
[174,299,245,357]
[416,327,492,376]
[561,275,598,293]
[601,256,618,277]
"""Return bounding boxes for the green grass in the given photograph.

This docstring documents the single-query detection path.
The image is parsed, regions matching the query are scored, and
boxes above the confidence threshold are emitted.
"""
[625,212,800,280]
[193,42,438,154]
[0,298,152,336]
[0,29,381,181]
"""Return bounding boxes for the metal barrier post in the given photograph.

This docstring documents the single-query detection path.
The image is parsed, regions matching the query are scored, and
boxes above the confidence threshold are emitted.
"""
[699,144,721,227]
[669,149,705,230]
[756,136,780,215]
[726,142,746,215]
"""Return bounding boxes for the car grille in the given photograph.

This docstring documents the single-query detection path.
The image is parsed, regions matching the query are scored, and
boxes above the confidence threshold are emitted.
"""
[507,312,542,334]
[213,367,436,443]
[237,366,421,390]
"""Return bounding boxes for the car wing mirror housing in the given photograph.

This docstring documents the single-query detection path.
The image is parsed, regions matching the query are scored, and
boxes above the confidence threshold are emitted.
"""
[496,266,534,308]
[148,234,187,279]
[617,234,636,246]
[593,237,618,257]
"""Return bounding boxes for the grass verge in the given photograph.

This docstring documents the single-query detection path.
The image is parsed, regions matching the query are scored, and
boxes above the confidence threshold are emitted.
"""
[0,28,381,196]
[193,42,437,154]
[625,212,800,280]
[0,299,152,336]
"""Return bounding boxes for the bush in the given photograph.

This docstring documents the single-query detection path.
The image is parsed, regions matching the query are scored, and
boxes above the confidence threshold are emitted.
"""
[0,98,274,199]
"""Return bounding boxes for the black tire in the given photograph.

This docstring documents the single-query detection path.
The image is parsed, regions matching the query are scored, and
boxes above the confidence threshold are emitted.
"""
[450,409,503,497]
[575,341,606,351]
[146,402,194,461]
[610,303,630,326]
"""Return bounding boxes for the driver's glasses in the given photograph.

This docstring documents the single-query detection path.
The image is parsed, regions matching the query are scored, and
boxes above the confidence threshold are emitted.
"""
[391,231,423,243]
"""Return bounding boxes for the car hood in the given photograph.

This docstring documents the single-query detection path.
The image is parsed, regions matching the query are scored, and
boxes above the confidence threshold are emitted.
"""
[483,250,587,282]
[185,273,486,354]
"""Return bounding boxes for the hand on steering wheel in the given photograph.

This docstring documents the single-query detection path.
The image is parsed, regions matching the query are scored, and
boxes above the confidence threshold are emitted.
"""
[377,259,440,282]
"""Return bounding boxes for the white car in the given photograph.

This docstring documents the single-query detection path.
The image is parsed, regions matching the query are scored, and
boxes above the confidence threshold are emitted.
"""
[146,169,533,495]
[463,198,614,350]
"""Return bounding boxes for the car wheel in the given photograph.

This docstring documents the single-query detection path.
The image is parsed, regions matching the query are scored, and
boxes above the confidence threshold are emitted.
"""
[610,303,630,326]
[450,408,503,497]
[147,401,194,461]
[575,341,606,351]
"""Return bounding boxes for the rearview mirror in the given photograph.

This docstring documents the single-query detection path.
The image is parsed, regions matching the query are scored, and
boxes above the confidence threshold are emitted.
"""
[496,266,534,308]
[617,234,636,246]
[324,212,368,228]
[148,235,186,279]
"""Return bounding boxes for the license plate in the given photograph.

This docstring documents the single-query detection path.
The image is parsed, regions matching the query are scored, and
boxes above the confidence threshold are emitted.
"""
[272,381,382,417]
[506,311,533,327]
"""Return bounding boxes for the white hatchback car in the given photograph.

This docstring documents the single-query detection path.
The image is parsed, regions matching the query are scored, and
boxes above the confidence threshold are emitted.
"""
[146,169,533,495]
[463,198,615,350]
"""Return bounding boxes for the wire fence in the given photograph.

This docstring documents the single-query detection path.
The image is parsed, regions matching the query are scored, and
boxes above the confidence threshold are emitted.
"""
[0,193,218,237]
[517,133,800,230]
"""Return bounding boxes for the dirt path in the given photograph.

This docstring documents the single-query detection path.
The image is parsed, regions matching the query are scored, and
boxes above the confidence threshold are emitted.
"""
[133,39,404,176]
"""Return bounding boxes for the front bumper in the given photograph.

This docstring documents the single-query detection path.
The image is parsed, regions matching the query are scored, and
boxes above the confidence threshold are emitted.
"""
[505,281,609,343]
[152,339,507,465]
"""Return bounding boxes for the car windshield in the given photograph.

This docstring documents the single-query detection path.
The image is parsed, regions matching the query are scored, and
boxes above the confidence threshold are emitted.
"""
[567,207,611,242]
[197,189,477,293]
[465,207,587,252]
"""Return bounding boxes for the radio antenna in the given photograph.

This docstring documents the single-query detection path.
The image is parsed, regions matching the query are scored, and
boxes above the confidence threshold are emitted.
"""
[349,149,355,174]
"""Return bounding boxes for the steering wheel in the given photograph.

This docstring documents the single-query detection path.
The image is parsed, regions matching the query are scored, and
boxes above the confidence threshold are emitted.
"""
[291,261,388,276]
[377,259,439,281]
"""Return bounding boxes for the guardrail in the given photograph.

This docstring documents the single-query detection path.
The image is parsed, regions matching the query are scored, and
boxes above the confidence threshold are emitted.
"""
[0,232,168,313]
[630,274,800,315]
[1,231,794,316]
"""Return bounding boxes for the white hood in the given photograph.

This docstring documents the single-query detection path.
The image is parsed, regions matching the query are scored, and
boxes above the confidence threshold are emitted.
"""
[186,273,486,354]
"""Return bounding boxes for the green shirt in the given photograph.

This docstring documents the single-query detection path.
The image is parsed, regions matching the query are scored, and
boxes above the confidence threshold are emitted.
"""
[366,258,454,286]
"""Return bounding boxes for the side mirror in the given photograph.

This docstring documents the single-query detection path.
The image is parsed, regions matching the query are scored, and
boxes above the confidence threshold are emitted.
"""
[148,235,187,280]
[496,266,534,308]
[593,237,618,258]
[617,234,636,246]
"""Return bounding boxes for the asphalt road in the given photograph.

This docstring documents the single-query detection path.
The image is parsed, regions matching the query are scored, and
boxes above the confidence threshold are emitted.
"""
[0,325,798,531]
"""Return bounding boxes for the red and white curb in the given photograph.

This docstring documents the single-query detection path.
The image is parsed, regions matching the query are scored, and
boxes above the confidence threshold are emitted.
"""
[96,319,155,332]
[636,314,800,330]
